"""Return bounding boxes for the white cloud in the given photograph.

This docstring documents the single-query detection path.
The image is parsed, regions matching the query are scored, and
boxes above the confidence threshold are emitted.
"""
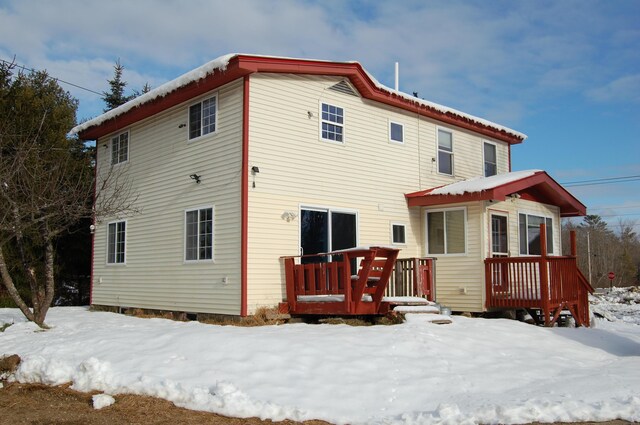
[0,0,638,125]
[587,75,640,103]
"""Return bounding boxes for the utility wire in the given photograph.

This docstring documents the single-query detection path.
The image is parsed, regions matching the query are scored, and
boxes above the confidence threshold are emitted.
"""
[0,57,103,96]
[561,174,640,187]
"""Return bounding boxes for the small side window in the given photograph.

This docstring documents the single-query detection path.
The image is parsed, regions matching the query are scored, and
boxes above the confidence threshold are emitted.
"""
[389,122,404,144]
[391,224,406,244]
[484,142,497,177]
[107,221,126,264]
[111,131,129,165]
[437,129,453,175]
[189,95,217,140]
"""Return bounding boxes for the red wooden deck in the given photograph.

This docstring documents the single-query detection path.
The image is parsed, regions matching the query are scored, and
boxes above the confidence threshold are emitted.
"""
[485,226,594,327]
[281,247,435,316]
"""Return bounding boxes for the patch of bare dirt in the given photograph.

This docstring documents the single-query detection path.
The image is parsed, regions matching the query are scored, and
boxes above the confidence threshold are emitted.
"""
[0,382,330,425]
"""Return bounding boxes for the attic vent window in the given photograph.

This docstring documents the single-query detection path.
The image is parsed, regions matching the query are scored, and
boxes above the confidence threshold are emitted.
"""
[328,80,358,97]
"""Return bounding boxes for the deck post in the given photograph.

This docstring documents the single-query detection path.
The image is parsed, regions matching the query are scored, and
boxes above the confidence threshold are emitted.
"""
[284,257,297,313]
[539,223,551,326]
[570,230,577,257]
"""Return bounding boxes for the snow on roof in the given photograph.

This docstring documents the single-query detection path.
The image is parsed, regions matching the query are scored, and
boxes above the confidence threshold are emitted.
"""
[70,53,526,141]
[361,68,527,141]
[70,53,237,135]
[428,169,543,196]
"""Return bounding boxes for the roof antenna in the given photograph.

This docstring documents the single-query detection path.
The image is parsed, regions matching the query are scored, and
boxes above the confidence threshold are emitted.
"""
[394,62,399,91]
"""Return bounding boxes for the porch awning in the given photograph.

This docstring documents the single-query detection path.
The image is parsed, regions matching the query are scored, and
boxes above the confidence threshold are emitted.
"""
[405,170,586,217]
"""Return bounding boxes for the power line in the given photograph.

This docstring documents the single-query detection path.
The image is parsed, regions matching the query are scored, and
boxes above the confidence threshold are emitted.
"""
[589,203,640,211]
[561,174,640,187]
[0,58,103,96]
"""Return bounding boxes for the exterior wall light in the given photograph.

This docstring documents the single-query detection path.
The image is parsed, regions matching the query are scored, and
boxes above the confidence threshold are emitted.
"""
[189,173,201,184]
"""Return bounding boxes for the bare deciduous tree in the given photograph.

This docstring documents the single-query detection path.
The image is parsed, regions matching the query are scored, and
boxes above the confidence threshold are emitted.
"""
[0,60,137,327]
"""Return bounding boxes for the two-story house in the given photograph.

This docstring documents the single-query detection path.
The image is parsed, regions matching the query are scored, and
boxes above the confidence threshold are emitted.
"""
[72,54,587,320]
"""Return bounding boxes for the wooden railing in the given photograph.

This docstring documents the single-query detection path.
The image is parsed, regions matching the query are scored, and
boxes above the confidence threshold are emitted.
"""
[282,246,400,315]
[387,258,435,301]
[485,225,594,327]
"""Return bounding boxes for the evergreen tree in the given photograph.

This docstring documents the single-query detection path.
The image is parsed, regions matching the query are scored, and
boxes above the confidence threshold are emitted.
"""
[102,60,152,111]
[102,59,129,111]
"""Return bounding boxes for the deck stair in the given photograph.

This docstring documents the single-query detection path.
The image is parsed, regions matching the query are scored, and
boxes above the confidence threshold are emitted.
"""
[386,296,452,325]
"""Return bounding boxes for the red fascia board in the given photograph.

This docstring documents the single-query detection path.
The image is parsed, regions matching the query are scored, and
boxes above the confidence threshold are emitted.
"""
[78,55,525,144]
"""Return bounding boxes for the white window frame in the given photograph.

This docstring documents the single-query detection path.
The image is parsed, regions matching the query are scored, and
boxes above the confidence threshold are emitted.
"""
[319,102,345,144]
[110,130,129,165]
[437,127,454,176]
[188,94,218,141]
[389,120,404,144]
[184,206,215,263]
[517,211,554,256]
[483,140,498,177]
[390,222,407,245]
[425,207,467,256]
[106,220,127,265]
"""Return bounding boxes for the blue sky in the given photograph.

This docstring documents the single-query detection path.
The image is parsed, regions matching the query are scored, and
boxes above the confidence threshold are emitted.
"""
[1,0,638,228]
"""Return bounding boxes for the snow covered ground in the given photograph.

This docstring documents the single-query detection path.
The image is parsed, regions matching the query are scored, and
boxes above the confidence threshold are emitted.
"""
[1,291,639,425]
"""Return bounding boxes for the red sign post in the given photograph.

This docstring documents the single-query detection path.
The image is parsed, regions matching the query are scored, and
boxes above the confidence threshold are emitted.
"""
[608,271,615,290]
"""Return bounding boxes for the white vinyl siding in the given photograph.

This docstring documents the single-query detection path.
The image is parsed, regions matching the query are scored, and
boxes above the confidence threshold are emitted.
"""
[246,73,515,313]
[92,80,243,315]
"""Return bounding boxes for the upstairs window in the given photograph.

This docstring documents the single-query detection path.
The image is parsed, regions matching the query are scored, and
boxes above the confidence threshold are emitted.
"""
[389,121,404,144]
[107,221,126,264]
[185,207,214,261]
[111,131,129,165]
[189,95,217,140]
[437,129,453,175]
[321,103,344,142]
[484,142,497,177]
[427,209,466,255]
[519,213,553,255]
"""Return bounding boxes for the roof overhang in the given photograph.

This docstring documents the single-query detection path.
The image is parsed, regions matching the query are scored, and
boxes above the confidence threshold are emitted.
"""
[75,55,526,144]
[405,171,587,217]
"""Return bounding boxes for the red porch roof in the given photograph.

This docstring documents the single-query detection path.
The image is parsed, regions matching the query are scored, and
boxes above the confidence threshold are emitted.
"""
[405,170,586,217]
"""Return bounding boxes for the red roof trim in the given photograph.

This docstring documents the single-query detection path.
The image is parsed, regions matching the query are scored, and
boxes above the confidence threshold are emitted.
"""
[405,171,586,217]
[77,55,525,144]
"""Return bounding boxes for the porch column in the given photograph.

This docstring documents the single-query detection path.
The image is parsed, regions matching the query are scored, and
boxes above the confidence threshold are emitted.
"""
[539,223,550,326]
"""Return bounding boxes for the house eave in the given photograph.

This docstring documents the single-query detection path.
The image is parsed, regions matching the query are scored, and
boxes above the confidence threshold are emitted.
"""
[75,55,526,144]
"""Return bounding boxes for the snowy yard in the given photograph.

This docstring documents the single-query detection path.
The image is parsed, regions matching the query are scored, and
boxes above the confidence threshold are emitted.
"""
[1,290,639,425]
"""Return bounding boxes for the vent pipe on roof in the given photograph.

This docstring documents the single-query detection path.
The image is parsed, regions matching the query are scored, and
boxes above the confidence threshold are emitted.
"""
[395,62,399,91]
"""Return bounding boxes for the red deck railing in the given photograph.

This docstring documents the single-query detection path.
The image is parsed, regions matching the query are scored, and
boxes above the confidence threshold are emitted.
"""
[485,225,594,326]
[282,247,434,315]
[387,257,435,300]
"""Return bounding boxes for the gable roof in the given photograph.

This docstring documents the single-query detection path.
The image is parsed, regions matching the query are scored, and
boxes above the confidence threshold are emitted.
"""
[405,170,587,217]
[71,54,526,144]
